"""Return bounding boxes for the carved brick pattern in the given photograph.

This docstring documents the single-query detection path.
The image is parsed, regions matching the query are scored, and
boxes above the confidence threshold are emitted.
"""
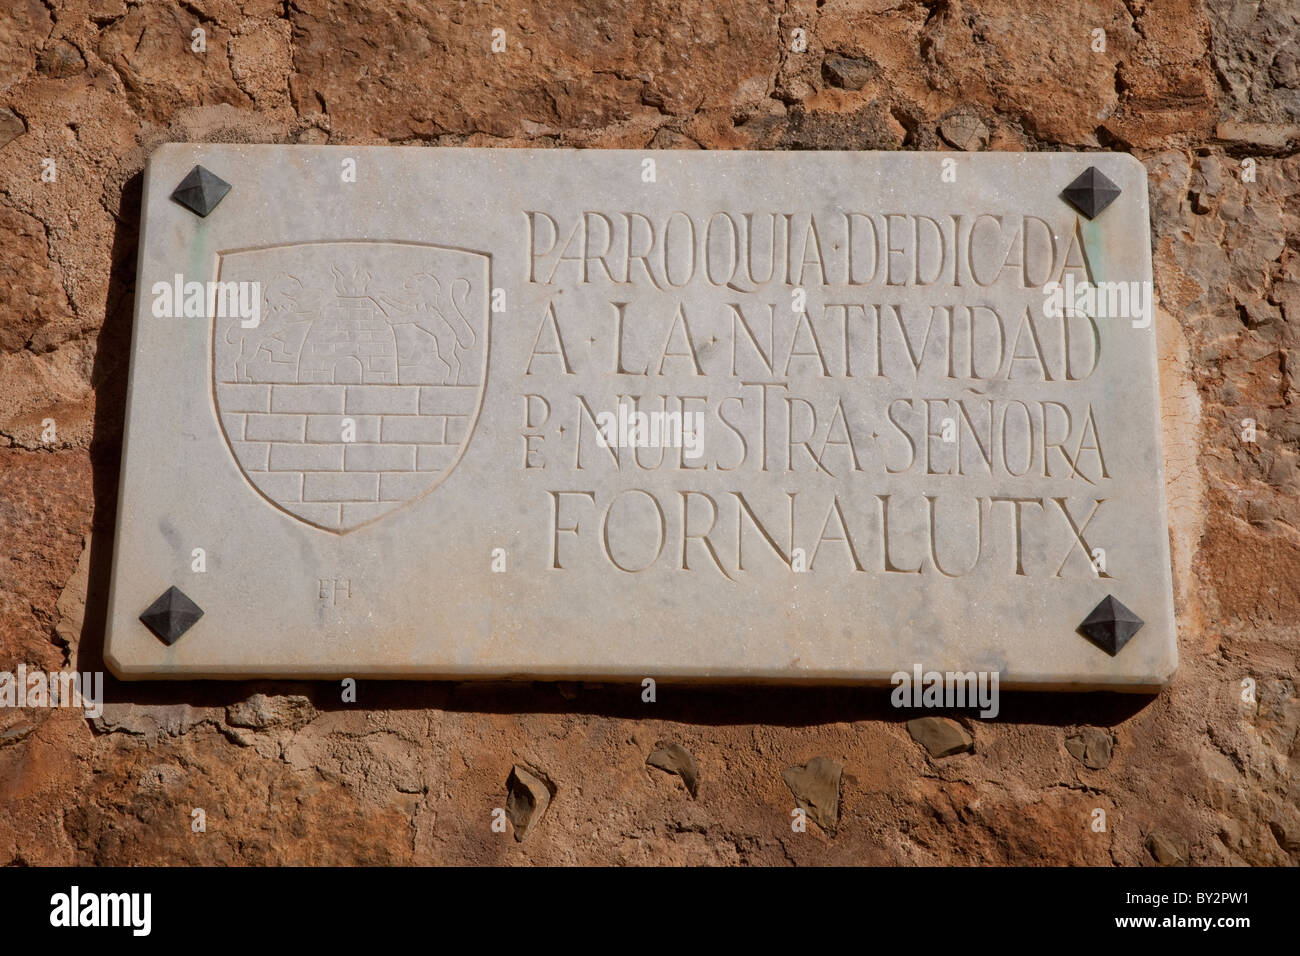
[217,382,474,530]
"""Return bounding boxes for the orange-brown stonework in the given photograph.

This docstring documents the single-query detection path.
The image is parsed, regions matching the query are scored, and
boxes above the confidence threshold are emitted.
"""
[0,0,1296,865]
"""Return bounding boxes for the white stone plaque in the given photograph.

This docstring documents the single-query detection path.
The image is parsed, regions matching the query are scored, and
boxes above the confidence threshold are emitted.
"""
[105,145,1177,688]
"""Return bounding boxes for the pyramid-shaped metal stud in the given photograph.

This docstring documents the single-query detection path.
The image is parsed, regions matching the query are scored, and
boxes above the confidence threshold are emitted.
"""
[170,165,231,217]
[1078,594,1143,656]
[139,586,204,646]
[1060,166,1122,220]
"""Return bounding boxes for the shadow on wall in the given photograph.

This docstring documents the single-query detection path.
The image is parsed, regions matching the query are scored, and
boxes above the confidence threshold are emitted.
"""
[71,165,1157,731]
[76,166,139,702]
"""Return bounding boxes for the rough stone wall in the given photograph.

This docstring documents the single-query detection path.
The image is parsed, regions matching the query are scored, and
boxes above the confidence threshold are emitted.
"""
[0,0,1296,865]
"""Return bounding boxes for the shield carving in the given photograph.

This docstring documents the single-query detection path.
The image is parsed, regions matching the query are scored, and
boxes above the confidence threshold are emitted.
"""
[212,241,490,533]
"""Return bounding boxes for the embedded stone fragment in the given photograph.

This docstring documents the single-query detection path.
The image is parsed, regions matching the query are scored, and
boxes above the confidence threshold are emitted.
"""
[226,693,317,731]
[822,55,876,91]
[907,717,974,758]
[1214,121,1300,151]
[1065,727,1114,769]
[1146,830,1189,866]
[0,108,24,149]
[53,534,93,659]
[37,39,85,78]
[646,741,699,797]
[782,757,842,835]
[938,109,989,151]
[506,765,553,842]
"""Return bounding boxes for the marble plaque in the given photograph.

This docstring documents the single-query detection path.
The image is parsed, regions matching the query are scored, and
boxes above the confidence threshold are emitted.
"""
[104,145,1177,688]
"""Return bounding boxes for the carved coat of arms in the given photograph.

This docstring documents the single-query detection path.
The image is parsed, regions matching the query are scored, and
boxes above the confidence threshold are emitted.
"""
[211,241,490,532]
